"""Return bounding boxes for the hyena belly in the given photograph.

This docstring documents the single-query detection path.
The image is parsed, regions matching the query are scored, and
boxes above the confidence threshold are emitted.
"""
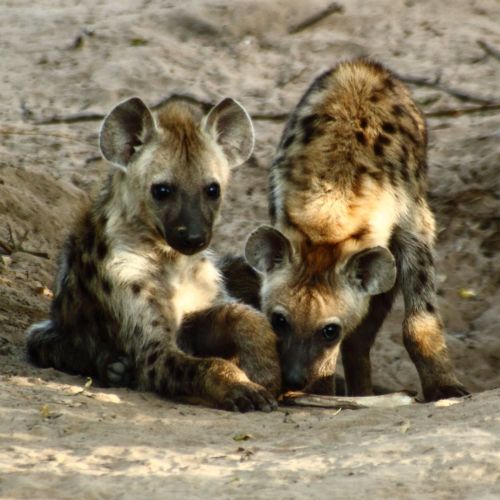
[27,96,280,412]
[247,58,467,401]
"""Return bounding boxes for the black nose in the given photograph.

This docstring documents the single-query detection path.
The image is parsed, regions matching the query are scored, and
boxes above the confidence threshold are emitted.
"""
[182,233,206,248]
[283,371,307,391]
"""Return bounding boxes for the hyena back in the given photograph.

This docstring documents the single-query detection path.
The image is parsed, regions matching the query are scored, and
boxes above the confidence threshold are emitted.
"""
[27,97,280,411]
[245,59,467,401]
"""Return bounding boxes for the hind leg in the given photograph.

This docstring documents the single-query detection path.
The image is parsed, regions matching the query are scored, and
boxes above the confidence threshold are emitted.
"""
[392,226,468,401]
[26,320,132,387]
[341,287,397,396]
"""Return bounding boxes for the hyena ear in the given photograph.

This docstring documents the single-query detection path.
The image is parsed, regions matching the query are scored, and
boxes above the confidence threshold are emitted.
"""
[99,97,156,169]
[342,246,396,295]
[203,98,255,168]
[245,225,292,274]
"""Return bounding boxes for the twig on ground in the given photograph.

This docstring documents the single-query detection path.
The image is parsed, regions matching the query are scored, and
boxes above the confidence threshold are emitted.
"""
[0,224,50,260]
[399,73,495,105]
[0,125,94,146]
[34,111,105,125]
[27,93,290,125]
[477,39,500,62]
[288,2,344,35]
[426,103,500,117]
[282,391,416,409]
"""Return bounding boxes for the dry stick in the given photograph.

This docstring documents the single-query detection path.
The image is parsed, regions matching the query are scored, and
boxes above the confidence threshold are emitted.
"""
[34,111,105,125]
[477,39,500,62]
[282,391,416,409]
[399,74,495,105]
[0,126,94,146]
[0,224,50,260]
[28,94,290,125]
[426,102,500,118]
[288,2,344,35]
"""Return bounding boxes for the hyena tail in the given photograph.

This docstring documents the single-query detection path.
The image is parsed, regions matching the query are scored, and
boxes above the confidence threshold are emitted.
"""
[26,319,60,367]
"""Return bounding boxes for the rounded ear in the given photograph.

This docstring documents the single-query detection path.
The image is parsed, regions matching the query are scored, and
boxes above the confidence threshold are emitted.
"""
[343,246,396,295]
[245,225,292,274]
[99,97,155,168]
[203,98,255,168]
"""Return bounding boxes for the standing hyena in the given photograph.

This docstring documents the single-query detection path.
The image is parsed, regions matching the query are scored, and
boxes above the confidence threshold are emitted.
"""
[27,96,281,412]
[244,58,468,401]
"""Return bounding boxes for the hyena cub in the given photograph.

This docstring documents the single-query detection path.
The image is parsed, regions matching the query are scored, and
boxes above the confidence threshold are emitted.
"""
[244,59,468,401]
[27,96,281,412]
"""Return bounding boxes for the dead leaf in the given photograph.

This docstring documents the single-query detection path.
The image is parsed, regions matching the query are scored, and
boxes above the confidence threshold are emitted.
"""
[39,404,62,419]
[232,433,253,442]
[34,286,53,298]
[458,288,477,299]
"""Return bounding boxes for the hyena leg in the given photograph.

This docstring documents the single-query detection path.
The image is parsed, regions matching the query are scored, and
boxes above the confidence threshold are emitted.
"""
[392,227,468,401]
[178,303,281,396]
[137,342,277,412]
[341,288,397,396]
[26,320,133,387]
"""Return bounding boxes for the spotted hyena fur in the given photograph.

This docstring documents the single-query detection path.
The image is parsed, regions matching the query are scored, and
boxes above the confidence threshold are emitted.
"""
[27,97,280,412]
[244,58,467,401]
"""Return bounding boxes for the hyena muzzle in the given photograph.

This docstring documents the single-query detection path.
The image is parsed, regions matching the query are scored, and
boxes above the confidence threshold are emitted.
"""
[243,58,468,401]
[27,96,281,412]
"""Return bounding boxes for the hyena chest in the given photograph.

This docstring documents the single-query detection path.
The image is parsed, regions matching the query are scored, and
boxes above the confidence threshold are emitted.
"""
[169,255,222,325]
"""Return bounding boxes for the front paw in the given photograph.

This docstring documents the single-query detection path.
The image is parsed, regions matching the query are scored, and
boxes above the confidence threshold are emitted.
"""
[424,383,470,401]
[220,382,278,413]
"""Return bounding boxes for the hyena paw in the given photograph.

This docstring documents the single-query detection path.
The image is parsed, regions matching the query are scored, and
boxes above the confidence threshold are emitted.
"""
[106,356,135,388]
[424,383,470,401]
[220,382,278,413]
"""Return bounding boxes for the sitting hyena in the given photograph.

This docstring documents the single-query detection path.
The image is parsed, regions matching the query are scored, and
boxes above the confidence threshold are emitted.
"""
[244,58,468,401]
[27,96,281,412]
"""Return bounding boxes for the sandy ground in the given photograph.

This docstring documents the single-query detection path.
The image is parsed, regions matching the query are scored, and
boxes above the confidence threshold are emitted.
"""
[0,0,499,498]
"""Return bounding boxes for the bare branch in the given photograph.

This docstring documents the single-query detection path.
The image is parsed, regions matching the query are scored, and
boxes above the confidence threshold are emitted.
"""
[282,391,416,409]
[288,2,344,35]
[426,103,500,118]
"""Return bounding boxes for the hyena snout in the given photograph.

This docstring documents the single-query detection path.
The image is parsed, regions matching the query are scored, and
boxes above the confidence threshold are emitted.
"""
[165,206,212,255]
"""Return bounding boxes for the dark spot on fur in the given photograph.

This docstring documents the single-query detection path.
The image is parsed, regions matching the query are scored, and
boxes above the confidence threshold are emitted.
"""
[418,271,428,287]
[384,77,395,90]
[378,134,391,146]
[300,114,320,144]
[96,239,108,260]
[382,121,396,134]
[131,283,142,295]
[360,117,368,129]
[151,319,159,328]
[102,278,112,295]
[392,104,404,116]
[426,302,436,313]
[355,131,367,145]
[83,259,97,280]
[369,94,379,103]
[282,134,296,149]
[147,350,159,366]
[373,141,384,156]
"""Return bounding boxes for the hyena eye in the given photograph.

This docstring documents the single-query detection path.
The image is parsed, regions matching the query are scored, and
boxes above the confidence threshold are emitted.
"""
[321,323,341,342]
[151,183,175,201]
[271,312,289,336]
[205,182,221,200]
